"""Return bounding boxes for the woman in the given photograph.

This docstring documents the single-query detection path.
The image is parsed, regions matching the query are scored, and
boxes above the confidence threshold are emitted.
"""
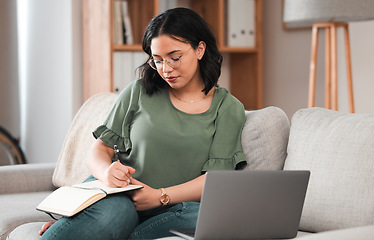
[40,7,246,239]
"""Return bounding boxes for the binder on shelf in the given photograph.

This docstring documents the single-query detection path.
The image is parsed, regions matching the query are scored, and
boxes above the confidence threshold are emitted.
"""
[113,52,147,93]
[227,0,255,48]
[159,0,190,12]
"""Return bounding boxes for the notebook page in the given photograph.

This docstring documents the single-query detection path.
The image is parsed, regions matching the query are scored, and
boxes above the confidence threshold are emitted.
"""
[37,186,104,216]
[73,180,142,194]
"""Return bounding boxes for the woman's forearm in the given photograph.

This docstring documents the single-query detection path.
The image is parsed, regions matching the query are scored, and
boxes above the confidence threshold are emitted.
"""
[130,173,206,211]
[87,139,114,181]
[166,174,206,204]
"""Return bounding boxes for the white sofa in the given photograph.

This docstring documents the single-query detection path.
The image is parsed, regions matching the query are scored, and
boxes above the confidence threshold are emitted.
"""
[1,92,374,240]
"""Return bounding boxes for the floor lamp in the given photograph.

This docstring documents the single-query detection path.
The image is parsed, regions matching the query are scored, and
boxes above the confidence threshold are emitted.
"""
[283,0,374,113]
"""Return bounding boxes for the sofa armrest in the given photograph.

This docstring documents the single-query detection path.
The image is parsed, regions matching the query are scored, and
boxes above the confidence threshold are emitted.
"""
[297,225,374,240]
[0,163,56,194]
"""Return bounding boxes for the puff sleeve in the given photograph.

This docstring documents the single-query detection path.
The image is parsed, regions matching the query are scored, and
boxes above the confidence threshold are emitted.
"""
[202,100,247,171]
[92,80,141,153]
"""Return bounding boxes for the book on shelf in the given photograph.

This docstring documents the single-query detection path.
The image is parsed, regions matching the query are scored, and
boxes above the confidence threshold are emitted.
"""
[121,0,133,45]
[227,0,255,47]
[113,0,133,45]
[113,0,124,44]
[37,180,143,217]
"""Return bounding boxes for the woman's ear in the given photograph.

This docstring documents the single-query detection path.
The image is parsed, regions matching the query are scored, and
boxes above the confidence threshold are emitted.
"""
[196,41,206,60]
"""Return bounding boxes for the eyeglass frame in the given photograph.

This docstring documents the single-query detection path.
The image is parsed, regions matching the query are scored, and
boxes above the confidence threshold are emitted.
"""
[148,47,192,70]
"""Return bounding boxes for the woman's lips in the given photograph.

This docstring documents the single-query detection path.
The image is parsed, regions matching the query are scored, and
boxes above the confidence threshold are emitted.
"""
[165,76,178,82]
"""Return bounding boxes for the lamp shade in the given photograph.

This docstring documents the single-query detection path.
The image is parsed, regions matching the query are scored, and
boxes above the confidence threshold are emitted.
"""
[283,0,374,28]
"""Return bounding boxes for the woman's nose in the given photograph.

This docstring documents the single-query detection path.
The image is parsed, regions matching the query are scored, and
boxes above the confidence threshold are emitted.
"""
[162,61,173,73]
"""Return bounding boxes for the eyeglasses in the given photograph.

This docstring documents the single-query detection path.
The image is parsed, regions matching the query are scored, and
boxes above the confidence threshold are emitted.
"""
[148,48,192,70]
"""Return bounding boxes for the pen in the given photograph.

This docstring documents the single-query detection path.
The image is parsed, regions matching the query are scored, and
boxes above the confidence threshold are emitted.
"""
[114,145,131,185]
[114,145,120,161]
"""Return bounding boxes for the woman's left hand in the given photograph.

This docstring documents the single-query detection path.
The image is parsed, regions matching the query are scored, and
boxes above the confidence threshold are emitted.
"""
[128,178,162,211]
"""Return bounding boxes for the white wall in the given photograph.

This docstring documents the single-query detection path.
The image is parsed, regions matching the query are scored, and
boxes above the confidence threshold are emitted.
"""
[17,0,82,163]
[263,1,374,118]
[342,21,374,113]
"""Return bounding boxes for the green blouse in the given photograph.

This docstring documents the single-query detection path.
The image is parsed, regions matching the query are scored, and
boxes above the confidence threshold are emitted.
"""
[93,79,246,189]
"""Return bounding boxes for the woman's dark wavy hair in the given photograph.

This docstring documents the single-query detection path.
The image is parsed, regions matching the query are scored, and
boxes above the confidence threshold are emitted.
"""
[140,7,223,95]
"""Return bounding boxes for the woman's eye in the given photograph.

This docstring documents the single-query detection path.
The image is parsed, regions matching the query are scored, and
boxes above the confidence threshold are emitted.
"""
[171,57,180,62]
[154,59,162,64]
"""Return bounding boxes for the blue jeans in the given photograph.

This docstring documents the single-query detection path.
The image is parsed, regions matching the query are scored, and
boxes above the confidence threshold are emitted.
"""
[40,177,199,240]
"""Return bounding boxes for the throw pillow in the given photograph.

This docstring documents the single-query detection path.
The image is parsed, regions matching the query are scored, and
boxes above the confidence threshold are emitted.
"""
[284,107,374,232]
[242,107,290,170]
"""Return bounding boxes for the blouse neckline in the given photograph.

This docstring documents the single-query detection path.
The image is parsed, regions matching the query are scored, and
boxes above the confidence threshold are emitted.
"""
[163,86,223,116]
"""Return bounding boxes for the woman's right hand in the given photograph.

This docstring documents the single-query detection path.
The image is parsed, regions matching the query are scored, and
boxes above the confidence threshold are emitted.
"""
[87,139,136,188]
[102,160,136,188]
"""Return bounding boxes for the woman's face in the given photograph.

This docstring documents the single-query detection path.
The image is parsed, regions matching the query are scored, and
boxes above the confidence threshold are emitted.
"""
[150,35,206,90]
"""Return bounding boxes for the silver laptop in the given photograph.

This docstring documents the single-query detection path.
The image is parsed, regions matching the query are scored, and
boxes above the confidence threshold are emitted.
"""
[170,170,310,240]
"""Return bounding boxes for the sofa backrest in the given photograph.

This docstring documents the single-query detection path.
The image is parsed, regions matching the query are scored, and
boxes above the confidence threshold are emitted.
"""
[284,107,374,232]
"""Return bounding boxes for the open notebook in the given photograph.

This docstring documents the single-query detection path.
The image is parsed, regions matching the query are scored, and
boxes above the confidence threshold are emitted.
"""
[37,180,142,217]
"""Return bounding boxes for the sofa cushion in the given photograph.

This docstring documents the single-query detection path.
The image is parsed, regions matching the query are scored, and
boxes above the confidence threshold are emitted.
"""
[0,191,53,239]
[296,225,374,240]
[52,92,118,187]
[242,107,290,170]
[284,107,374,232]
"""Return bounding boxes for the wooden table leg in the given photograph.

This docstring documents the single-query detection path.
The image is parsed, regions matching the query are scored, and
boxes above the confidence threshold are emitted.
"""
[330,24,338,111]
[344,24,355,113]
[309,25,319,108]
[325,27,331,109]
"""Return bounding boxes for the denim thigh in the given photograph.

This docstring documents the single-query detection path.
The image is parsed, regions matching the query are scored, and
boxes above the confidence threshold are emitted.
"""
[129,202,200,239]
[40,187,138,240]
